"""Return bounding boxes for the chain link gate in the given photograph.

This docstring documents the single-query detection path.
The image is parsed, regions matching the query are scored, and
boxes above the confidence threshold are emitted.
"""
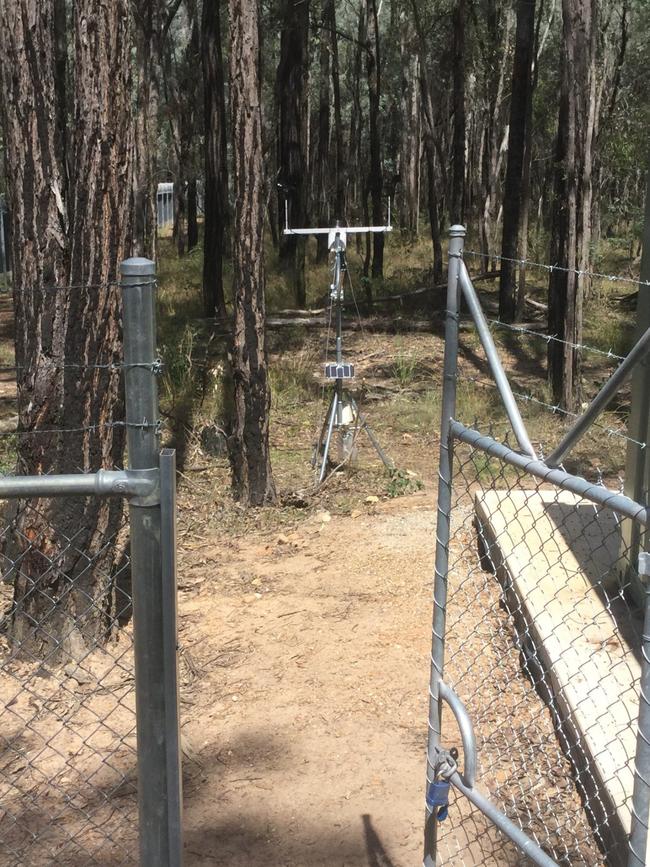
[424,228,650,867]
[0,259,182,866]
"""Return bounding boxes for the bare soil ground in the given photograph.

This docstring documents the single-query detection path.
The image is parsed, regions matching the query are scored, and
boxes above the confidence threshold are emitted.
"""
[178,491,435,866]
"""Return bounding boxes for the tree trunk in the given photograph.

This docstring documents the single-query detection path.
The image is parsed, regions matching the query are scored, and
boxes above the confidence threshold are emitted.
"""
[517,0,547,317]
[478,3,512,268]
[0,0,68,656]
[187,177,199,252]
[411,0,443,281]
[366,0,384,279]
[0,0,69,481]
[228,0,276,505]
[276,0,310,306]
[548,0,596,411]
[0,0,132,658]
[132,0,162,260]
[499,0,536,322]
[425,145,443,285]
[59,0,132,654]
[315,0,333,263]
[348,5,366,225]
[202,0,229,319]
[329,1,345,218]
[165,3,200,261]
[451,0,466,224]
[174,180,186,256]
[399,12,420,238]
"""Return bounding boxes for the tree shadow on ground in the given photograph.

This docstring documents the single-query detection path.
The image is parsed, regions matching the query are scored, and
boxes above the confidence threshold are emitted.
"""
[363,813,398,867]
[182,731,404,866]
[0,721,408,867]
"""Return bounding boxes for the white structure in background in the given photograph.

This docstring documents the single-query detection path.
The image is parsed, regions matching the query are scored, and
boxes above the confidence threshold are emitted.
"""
[157,182,174,230]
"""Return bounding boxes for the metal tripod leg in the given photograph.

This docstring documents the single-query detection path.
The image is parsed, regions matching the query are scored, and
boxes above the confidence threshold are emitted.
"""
[349,396,393,471]
[318,391,339,483]
[312,395,333,468]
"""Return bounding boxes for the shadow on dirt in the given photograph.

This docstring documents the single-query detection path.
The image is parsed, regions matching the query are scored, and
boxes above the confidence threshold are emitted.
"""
[181,732,401,865]
[363,813,398,867]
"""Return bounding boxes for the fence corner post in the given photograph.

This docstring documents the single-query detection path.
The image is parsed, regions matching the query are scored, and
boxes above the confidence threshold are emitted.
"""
[424,225,465,866]
[121,257,183,866]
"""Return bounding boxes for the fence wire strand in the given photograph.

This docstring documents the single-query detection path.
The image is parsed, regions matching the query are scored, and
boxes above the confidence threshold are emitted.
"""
[455,369,646,451]
[463,250,650,290]
[484,319,628,363]
[5,279,157,295]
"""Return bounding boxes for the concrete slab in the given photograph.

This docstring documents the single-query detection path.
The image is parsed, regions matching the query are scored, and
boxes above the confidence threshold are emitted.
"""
[475,488,646,866]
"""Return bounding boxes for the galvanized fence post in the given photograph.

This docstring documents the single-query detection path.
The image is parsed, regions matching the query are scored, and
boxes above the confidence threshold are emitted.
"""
[121,257,183,866]
[424,225,465,866]
[629,552,650,867]
[622,168,650,605]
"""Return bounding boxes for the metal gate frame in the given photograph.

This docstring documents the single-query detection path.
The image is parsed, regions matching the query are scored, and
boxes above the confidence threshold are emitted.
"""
[425,227,650,867]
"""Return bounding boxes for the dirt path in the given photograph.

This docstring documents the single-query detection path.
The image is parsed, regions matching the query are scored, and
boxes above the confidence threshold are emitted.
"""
[177,492,436,866]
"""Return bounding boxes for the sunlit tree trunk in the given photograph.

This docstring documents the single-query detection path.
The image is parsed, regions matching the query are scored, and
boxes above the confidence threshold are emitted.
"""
[228,0,277,505]
[0,0,132,657]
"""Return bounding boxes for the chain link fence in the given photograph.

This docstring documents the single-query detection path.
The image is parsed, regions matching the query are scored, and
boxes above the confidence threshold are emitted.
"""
[425,227,650,867]
[0,507,137,865]
[437,434,642,865]
[0,259,182,866]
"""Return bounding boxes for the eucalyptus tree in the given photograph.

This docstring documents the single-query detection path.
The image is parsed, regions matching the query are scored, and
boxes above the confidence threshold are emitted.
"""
[228,0,277,504]
[0,0,132,656]
[499,0,537,322]
[202,0,229,318]
[276,0,311,306]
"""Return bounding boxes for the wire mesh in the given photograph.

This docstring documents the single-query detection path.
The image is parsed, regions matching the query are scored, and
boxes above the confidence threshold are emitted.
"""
[0,497,137,865]
[437,432,644,866]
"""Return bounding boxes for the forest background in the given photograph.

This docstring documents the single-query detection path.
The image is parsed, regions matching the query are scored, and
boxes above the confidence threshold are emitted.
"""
[0,0,649,513]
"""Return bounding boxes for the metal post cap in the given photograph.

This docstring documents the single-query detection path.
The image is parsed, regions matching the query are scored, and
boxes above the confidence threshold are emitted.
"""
[449,225,466,236]
[121,257,155,276]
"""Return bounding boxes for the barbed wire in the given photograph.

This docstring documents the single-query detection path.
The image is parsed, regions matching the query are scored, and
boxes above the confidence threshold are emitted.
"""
[439,307,628,364]
[463,249,650,289]
[0,419,163,439]
[456,369,646,450]
[3,279,158,295]
[0,360,164,374]
[484,319,627,362]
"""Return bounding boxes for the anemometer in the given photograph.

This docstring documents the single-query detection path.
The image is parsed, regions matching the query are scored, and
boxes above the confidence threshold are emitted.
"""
[283,207,394,483]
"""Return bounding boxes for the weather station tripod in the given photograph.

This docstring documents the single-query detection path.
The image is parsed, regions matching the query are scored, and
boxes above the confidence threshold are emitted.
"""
[283,210,394,483]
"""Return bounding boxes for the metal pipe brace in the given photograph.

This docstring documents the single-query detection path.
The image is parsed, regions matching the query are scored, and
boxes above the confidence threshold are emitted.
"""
[0,468,160,504]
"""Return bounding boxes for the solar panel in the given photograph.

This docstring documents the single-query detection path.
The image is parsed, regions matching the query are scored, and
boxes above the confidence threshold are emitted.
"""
[325,363,354,380]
